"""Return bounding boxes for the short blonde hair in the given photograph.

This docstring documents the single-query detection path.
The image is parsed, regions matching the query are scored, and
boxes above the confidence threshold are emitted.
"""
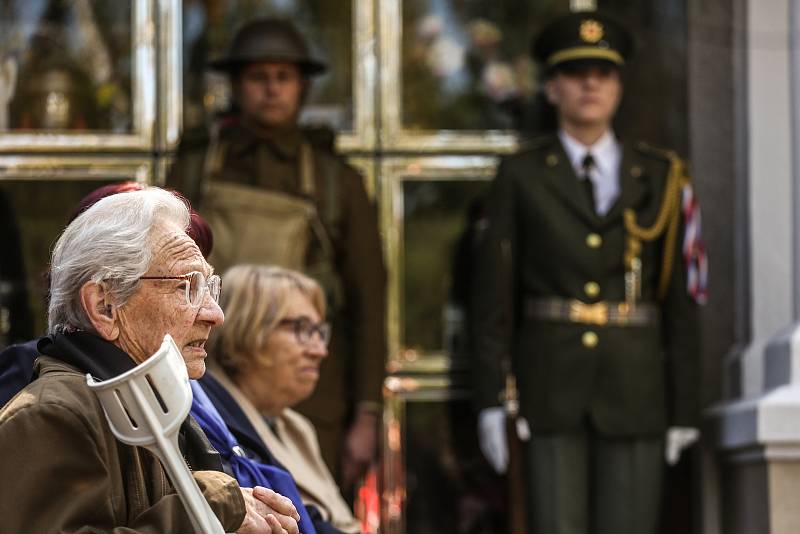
[208,264,326,377]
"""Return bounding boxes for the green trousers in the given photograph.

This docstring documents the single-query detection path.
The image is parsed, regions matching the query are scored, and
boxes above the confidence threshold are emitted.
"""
[523,425,663,534]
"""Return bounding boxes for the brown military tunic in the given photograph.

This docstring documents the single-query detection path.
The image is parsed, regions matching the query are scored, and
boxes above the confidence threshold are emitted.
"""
[168,120,386,474]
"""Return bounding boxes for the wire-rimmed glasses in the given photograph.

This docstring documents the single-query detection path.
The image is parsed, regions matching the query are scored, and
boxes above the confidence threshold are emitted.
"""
[139,271,221,307]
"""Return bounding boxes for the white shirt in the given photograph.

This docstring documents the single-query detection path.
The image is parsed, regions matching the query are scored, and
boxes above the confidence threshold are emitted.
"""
[559,129,622,216]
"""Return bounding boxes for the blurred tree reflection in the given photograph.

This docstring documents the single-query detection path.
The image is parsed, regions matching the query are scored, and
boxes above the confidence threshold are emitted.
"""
[403,180,488,354]
[1,0,132,132]
[401,0,561,131]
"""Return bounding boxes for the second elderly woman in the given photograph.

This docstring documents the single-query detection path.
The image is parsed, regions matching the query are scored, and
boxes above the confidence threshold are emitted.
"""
[201,264,361,534]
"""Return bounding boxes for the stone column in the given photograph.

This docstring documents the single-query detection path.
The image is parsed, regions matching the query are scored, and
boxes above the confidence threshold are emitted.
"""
[711,1,800,533]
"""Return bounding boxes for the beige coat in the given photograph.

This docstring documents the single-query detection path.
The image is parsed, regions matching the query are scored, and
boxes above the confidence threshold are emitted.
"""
[210,367,360,533]
[0,357,245,533]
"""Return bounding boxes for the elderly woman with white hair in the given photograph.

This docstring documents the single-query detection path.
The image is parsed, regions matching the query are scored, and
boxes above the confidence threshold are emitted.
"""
[0,187,299,533]
[200,265,361,534]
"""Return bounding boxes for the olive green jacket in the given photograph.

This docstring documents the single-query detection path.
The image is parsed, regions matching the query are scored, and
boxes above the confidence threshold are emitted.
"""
[471,134,700,436]
[0,357,245,533]
[168,122,387,425]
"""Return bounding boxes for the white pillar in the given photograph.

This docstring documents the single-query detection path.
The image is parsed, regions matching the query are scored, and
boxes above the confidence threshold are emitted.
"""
[742,0,793,398]
[713,2,800,532]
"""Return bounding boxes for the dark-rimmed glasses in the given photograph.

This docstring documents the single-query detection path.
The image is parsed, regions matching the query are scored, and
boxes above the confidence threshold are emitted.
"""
[278,317,331,346]
[139,271,221,307]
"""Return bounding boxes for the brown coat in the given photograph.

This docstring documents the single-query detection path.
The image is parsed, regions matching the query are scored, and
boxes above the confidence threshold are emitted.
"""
[0,357,245,533]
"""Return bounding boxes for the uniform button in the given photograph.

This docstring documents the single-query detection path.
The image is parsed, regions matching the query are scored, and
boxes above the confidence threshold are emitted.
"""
[582,331,599,348]
[586,233,602,248]
[584,281,600,298]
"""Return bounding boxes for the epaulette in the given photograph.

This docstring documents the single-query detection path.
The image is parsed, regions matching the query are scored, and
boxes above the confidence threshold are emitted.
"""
[179,114,246,151]
[634,141,681,162]
[635,141,692,183]
[302,125,337,153]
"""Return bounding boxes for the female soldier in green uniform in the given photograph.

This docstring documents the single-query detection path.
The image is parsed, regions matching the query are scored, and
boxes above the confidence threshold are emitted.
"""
[472,12,705,534]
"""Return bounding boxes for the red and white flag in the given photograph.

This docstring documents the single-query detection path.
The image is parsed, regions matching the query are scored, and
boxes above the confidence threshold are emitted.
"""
[682,184,708,304]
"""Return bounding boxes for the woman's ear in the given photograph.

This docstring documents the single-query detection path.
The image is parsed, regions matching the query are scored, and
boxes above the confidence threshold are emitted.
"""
[80,281,120,340]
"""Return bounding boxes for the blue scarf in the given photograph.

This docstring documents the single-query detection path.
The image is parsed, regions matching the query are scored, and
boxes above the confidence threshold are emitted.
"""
[190,381,317,534]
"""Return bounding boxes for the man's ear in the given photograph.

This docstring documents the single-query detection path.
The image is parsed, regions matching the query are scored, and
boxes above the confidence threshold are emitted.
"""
[80,281,120,341]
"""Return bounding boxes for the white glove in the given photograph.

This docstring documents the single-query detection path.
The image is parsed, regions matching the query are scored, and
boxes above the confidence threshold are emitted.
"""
[665,427,700,465]
[478,407,508,474]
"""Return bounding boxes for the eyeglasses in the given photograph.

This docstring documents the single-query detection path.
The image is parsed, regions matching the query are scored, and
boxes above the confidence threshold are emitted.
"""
[278,317,331,346]
[139,271,221,307]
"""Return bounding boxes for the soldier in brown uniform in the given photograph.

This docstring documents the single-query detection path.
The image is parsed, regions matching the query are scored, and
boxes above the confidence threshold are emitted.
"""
[168,18,386,489]
[471,13,706,534]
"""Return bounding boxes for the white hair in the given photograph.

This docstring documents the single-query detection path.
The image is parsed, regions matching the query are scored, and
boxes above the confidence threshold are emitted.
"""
[48,187,190,334]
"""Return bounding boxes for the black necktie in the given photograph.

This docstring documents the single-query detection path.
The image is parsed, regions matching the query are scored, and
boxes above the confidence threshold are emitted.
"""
[581,153,596,213]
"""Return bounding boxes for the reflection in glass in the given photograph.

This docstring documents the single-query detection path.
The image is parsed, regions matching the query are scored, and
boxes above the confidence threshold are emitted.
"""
[400,1,689,152]
[182,0,353,131]
[0,180,122,337]
[601,0,689,153]
[401,0,550,131]
[402,180,488,355]
[0,0,133,132]
[0,188,31,349]
[404,395,504,534]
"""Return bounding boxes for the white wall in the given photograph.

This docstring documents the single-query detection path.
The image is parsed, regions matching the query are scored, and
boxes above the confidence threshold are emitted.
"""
[746,0,794,397]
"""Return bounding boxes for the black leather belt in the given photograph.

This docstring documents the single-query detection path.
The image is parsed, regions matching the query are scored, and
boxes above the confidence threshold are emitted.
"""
[525,297,660,327]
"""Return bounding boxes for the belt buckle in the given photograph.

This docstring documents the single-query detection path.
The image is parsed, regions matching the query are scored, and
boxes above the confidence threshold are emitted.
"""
[569,301,608,326]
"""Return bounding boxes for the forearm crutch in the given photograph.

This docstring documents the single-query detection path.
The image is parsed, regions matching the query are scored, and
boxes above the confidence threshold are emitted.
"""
[87,335,226,534]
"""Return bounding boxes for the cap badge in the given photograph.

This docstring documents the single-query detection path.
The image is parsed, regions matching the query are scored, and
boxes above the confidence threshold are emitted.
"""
[579,19,604,43]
